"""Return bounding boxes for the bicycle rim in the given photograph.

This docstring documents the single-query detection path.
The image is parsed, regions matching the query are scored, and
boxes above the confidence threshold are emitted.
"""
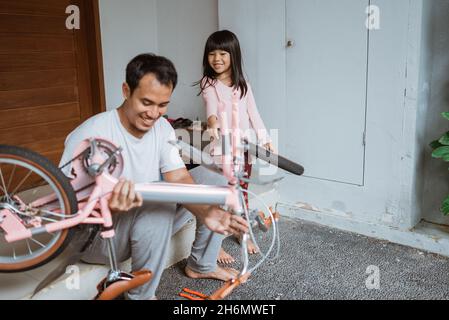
[0,146,77,272]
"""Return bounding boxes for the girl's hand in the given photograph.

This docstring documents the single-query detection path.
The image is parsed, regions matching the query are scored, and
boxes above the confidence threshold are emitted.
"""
[208,127,220,141]
[207,116,220,141]
[264,142,277,154]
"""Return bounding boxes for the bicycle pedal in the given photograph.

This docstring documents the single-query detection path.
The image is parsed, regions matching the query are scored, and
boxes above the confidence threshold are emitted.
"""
[270,207,281,222]
[255,207,280,232]
[255,213,269,232]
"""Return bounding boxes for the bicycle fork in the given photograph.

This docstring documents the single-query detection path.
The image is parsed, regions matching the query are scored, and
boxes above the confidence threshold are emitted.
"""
[94,197,153,300]
[99,197,128,289]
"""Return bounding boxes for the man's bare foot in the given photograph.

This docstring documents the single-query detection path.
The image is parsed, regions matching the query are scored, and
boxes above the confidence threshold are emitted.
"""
[217,248,235,264]
[185,265,239,281]
[237,235,259,255]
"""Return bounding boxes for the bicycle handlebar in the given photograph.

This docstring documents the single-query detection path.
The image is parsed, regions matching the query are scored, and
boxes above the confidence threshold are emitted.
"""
[246,141,305,176]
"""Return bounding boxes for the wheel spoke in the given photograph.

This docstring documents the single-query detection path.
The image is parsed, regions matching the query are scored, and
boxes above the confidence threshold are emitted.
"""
[29,237,46,249]
[6,164,16,192]
[26,239,33,255]
[0,185,6,198]
[11,169,33,196]
[0,164,9,199]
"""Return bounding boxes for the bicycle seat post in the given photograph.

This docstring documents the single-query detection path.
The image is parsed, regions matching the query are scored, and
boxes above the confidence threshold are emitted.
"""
[106,237,119,272]
[97,191,120,273]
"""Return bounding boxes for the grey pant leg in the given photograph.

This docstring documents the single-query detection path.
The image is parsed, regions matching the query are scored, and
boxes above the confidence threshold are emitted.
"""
[189,166,228,186]
[179,166,228,273]
[177,206,224,273]
[127,203,175,300]
[81,209,137,265]
[82,203,176,300]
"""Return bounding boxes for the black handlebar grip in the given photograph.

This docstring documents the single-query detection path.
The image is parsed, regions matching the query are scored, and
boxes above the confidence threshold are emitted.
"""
[246,142,305,176]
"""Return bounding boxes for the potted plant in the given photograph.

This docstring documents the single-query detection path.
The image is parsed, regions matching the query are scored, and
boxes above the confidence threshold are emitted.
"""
[430,112,449,215]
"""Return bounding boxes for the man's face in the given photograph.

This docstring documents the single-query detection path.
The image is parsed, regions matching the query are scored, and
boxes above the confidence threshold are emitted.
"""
[121,73,173,138]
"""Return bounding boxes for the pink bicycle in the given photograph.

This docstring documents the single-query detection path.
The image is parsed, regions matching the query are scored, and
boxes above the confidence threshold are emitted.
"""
[0,96,303,300]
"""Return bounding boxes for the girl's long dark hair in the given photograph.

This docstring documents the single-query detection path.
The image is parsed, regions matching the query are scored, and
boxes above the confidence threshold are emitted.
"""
[195,30,248,99]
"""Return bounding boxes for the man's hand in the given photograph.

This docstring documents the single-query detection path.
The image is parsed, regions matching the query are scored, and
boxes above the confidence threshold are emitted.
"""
[163,168,249,236]
[109,179,143,213]
[202,206,249,237]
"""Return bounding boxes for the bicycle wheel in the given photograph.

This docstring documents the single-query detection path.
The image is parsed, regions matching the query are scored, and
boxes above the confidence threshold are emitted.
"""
[0,145,78,272]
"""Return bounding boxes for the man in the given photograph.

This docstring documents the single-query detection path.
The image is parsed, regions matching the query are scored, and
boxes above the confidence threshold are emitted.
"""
[59,53,248,300]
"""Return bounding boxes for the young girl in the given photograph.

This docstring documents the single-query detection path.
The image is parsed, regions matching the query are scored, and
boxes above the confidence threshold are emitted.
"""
[196,30,274,264]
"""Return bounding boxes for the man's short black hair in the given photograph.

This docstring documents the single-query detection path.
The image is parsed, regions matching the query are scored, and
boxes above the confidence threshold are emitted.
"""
[126,53,178,94]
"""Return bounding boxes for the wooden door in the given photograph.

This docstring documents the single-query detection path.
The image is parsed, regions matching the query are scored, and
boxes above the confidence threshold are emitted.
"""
[0,0,105,166]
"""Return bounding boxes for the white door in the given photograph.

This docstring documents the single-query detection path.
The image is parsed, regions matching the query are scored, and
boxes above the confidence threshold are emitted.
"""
[285,0,369,185]
[218,0,369,185]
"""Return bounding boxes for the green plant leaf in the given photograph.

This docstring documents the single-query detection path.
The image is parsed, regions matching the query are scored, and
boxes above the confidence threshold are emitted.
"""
[442,196,449,215]
[432,146,449,159]
[443,112,449,121]
[439,132,449,146]
[430,140,444,150]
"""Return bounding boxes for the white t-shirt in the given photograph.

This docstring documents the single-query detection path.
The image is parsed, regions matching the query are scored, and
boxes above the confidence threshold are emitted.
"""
[59,109,185,183]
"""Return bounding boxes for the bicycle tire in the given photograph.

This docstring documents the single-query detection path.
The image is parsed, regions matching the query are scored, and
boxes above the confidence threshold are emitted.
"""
[0,145,78,272]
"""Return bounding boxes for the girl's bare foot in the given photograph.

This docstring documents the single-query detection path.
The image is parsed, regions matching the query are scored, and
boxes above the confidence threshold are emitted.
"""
[246,238,259,254]
[237,235,259,255]
[217,247,235,264]
[185,265,239,281]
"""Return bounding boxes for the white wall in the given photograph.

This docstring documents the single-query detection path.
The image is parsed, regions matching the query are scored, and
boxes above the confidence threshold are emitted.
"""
[156,0,218,121]
[99,0,218,119]
[99,0,159,110]
[218,0,285,147]
[219,0,431,231]
[96,0,449,253]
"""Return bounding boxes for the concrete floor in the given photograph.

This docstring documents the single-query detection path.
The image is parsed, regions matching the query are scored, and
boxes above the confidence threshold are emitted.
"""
[157,214,449,300]
[2,199,449,300]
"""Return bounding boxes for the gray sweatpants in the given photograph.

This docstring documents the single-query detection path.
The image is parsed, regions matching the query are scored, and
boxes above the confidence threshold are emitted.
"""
[81,166,227,300]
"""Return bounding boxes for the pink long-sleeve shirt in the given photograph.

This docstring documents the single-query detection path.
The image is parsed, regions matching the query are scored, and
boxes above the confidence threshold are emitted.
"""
[202,78,270,155]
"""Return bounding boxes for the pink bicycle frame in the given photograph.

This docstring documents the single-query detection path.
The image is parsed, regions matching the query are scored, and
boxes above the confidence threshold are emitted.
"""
[1,148,241,244]
[1,92,249,242]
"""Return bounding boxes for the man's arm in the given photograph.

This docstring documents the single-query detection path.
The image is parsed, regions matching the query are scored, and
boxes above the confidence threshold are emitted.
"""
[163,168,248,236]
